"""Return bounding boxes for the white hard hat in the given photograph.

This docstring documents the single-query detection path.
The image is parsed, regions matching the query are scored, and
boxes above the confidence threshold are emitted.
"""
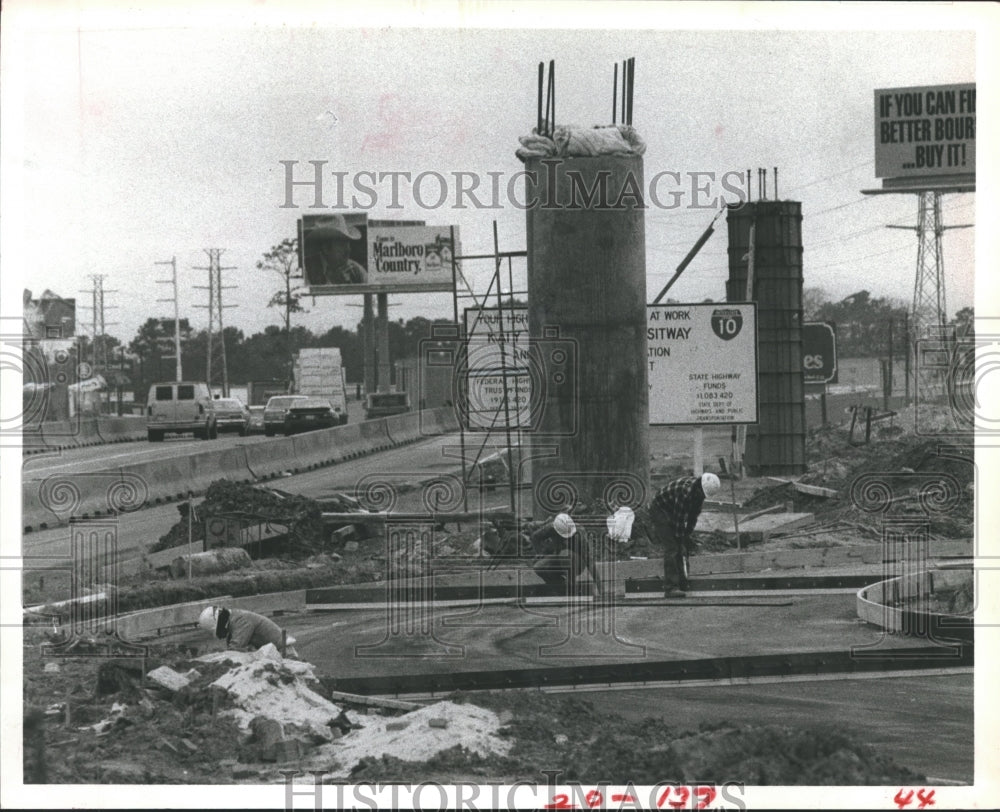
[606,506,635,543]
[701,472,721,497]
[197,605,218,632]
[553,513,576,539]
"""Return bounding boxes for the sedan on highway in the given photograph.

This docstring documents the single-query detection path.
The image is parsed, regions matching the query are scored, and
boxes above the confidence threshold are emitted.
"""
[263,395,309,437]
[247,405,265,434]
[283,397,340,435]
[212,397,251,435]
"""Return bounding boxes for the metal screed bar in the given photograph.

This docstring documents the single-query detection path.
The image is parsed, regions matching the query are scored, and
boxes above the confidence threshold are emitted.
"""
[321,644,973,698]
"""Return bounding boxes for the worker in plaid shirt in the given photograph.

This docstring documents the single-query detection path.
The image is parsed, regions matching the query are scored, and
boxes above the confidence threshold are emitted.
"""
[647,472,721,597]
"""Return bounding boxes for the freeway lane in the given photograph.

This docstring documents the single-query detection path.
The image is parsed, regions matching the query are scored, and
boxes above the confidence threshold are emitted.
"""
[21,399,372,479]
[20,431,470,564]
[22,423,733,481]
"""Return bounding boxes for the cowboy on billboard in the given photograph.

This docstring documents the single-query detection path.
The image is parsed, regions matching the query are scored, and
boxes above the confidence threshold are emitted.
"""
[302,214,368,285]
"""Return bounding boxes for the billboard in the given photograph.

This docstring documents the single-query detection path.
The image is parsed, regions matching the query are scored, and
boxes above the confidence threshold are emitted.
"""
[874,83,975,179]
[300,213,459,295]
[647,303,758,426]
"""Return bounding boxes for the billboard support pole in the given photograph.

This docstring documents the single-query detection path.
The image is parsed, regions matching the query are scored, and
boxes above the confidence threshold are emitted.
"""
[451,225,469,514]
[376,293,390,392]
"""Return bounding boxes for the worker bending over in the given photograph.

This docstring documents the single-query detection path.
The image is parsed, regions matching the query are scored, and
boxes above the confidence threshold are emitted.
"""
[530,513,603,598]
[647,472,720,597]
[198,605,299,658]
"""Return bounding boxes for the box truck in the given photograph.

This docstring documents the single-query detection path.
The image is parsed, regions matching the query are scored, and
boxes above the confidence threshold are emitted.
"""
[292,348,349,425]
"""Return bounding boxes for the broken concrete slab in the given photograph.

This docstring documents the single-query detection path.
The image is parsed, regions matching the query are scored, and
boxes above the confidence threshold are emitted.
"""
[146,665,190,692]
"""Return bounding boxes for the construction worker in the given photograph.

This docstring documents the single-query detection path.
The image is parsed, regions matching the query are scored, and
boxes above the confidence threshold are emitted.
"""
[198,605,299,658]
[530,513,603,597]
[647,472,721,597]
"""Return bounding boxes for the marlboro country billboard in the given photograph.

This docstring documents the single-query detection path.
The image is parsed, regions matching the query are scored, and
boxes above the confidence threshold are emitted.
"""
[300,214,459,295]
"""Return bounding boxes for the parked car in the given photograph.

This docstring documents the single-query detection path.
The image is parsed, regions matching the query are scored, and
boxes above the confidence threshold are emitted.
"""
[212,397,251,435]
[283,397,340,435]
[364,391,411,420]
[247,405,265,434]
[146,381,217,442]
[263,394,309,437]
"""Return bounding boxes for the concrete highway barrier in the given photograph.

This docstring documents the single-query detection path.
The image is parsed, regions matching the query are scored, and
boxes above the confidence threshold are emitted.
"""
[22,468,154,527]
[186,444,254,493]
[383,412,423,445]
[21,424,49,453]
[38,420,80,450]
[26,416,147,453]
[22,410,453,531]
[290,430,342,469]
[244,436,300,479]
[97,416,147,444]
[333,419,394,459]
[121,454,195,505]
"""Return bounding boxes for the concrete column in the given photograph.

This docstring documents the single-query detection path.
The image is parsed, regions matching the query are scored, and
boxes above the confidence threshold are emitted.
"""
[525,155,649,510]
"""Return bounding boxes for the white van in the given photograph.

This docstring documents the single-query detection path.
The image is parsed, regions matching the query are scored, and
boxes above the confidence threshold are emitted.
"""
[146,381,217,442]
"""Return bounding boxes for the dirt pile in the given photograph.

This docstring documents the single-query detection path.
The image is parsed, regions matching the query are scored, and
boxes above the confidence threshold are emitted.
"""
[151,481,365,557]
[347,690,926,785]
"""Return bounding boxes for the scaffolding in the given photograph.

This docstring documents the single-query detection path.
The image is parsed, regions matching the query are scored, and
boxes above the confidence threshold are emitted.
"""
[449,223,528,519]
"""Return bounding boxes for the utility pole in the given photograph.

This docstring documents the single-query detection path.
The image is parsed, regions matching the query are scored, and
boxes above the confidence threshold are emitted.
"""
[155,256,183,380]
[193,249,237,397]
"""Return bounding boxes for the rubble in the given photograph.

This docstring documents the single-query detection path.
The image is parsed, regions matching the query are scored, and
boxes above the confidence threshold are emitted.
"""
[301,700,512,779]
[146,665,191,692]
[201,644,359,742]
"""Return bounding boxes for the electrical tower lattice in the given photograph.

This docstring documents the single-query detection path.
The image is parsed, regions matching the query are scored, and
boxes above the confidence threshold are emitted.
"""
[194,249,237,397]
[911,191,946,342]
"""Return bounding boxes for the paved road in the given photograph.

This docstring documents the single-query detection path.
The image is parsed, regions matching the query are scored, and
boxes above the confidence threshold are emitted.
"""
[284,593,939,678]
[21,432,469,564]
[161,593,974,783]
[21,400,368,479]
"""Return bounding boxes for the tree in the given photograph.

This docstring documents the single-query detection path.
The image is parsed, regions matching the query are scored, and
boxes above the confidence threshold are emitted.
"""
[258,238,307,378]
[802,287,830,321]
[814,290,908,357]
[951,306,974,338]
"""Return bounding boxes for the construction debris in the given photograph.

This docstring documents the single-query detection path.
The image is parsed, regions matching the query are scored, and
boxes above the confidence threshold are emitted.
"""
[146,665,191,692]
[169,547,253,579]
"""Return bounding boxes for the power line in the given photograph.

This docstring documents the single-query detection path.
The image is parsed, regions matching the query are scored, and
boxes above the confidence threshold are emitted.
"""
[807,195,874,218]
[782,159,875,195]
[808,243,913,272]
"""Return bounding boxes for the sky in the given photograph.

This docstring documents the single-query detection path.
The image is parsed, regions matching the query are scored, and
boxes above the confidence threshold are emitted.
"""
[0,4,988,348]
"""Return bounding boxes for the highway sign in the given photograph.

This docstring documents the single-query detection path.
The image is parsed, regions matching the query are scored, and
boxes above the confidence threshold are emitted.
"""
[647,302,758,425]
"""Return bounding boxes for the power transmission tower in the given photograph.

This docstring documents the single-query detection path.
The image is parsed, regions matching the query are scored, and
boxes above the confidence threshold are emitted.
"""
[193,249,237,397]
[887,193,973,392]
[155,256,183,380]
[78,274,118,374]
